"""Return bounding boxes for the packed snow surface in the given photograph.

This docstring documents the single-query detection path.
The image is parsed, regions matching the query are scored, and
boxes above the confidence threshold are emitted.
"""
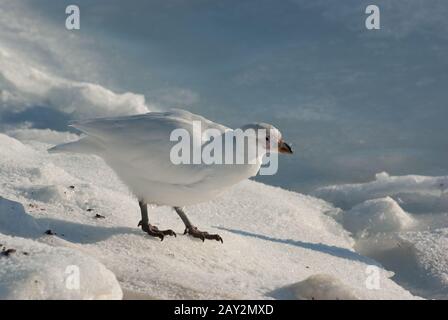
[0,132,416,299]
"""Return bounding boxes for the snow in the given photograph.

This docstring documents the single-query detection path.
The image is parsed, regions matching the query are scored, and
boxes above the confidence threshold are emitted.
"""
[0,46,150,119]
[0,0,444,301]
[341,197,415,238]
[273,274,359,300]
[0,132,417,299]
[353,230,448,300]
[399,229,448,298]
[0,234,122,300]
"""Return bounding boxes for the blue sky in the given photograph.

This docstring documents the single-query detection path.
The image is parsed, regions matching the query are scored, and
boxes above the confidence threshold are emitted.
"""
[1,0,448,192]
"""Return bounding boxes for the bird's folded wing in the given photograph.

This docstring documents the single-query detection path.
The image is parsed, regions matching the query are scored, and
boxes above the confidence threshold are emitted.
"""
[69,110,230,186]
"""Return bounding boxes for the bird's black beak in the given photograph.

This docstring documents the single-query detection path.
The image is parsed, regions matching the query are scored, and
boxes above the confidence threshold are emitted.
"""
[278,140,293,154]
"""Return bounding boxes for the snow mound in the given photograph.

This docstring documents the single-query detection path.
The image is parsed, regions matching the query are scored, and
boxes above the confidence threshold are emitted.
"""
[0,47,149,118]
[342,197,415,238]
[0,234,122,300]
[279,274,359,300]
[0,133,34,154]
[314,172,448,212]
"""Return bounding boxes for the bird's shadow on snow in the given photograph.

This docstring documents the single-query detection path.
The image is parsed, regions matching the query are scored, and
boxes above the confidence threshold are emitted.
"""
[216,227,380,266]
[0,196,145,244]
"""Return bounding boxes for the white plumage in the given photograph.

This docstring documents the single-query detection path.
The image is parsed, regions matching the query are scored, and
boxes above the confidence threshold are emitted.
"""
[49,109,292,241]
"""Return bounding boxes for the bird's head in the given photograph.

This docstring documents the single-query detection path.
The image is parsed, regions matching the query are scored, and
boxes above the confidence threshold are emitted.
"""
[239,123,293,155]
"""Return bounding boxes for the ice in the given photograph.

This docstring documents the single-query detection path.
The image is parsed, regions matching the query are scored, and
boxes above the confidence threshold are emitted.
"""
[314,172,448,212]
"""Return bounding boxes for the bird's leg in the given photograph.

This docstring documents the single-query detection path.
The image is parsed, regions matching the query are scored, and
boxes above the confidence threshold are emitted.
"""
[173,207,223,243]
[138,201,176,241]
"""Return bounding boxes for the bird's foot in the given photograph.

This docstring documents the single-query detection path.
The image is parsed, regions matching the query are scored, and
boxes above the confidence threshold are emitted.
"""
[138,221,176,241]
[184,226,223,243]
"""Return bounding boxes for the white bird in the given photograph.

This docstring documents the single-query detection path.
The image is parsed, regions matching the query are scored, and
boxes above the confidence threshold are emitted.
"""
[49,109,292,242]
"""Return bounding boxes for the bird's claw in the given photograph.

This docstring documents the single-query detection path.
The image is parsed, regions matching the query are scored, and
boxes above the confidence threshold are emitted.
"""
[184,227,223,243]
[139,221,176,241]
[161,229,177,237]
